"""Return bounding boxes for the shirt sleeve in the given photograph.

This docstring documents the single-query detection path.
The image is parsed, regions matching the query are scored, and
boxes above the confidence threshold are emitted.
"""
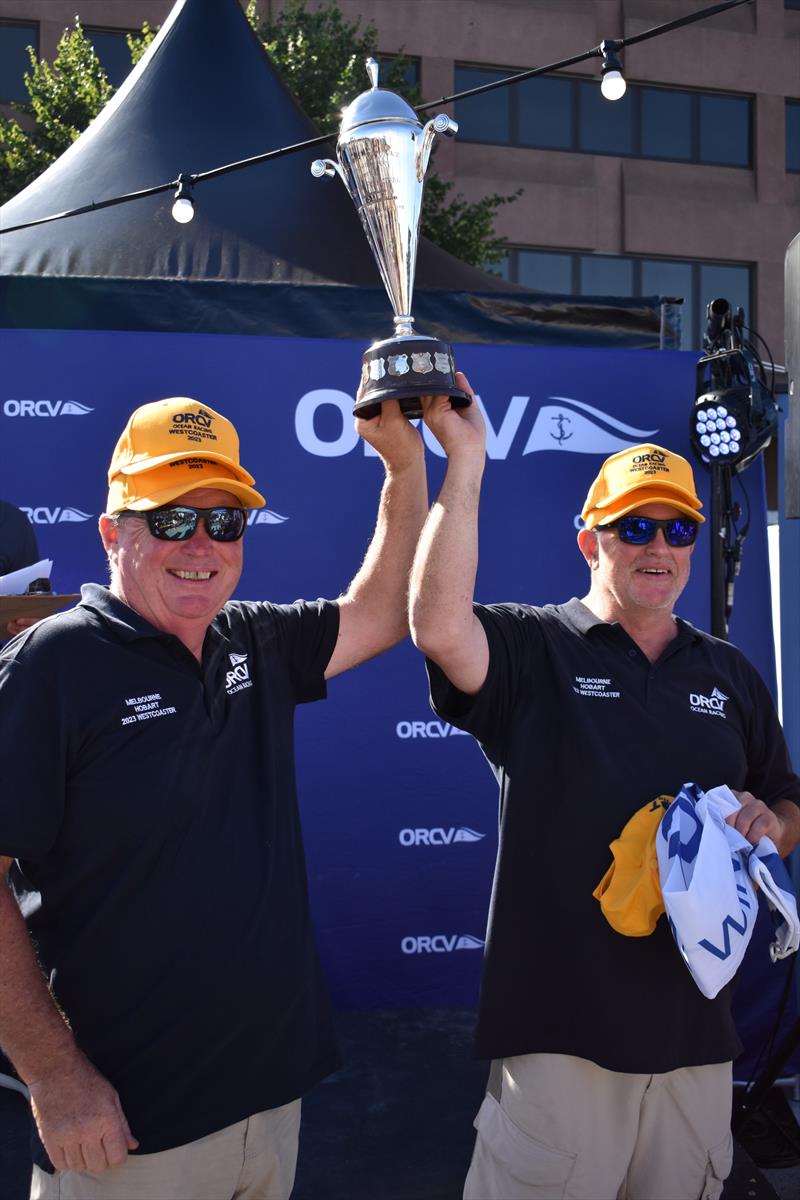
[241,599,341,704]
[0,655,67,863]
[426,603,546,746]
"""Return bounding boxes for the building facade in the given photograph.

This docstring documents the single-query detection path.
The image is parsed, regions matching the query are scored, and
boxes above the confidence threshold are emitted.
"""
[1,0,799,358]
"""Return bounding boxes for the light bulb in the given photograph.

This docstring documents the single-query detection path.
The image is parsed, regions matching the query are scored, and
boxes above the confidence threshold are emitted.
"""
[172,197,194,224]
[600,69,626,101]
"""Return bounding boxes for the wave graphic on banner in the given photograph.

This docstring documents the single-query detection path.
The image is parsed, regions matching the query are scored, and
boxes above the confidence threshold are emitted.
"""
[58,508,93,522]
[523,397,658,456]
[452,827,486,843]
[455,935,485,950]
[247,509,289,525]
[61,402,94,416]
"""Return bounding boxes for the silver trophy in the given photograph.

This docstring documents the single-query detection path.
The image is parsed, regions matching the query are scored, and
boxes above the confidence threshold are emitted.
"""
[311,58,471,419]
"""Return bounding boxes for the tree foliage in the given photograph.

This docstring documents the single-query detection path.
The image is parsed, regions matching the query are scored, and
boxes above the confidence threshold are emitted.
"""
[0,20,112,205]
[253,0,516,265]
[128,22,157,68]
[0,0,516,266]
[250,0,391,133]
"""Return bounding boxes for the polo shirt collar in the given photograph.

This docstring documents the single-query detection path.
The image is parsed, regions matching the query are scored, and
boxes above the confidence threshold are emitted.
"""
[561,595,701,647]
[78,583,232,654]
[80,583,162,642]
[561,596,605,634]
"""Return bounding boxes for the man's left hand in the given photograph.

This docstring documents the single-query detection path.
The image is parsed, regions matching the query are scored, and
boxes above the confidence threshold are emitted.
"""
[355,395,425,472]
[728,791,789,853]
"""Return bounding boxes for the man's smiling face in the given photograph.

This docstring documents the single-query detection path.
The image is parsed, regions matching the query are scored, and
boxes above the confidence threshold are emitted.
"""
[592,502,694,616]
[104,487,244,635]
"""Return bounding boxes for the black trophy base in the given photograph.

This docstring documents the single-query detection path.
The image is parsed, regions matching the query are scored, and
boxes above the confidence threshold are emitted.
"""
[355,336,471,420]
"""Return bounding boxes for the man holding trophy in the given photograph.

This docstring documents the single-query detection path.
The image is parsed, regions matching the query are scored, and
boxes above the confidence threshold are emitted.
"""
[0,60,471,1200]
[408,394,800,1199]
[0,388,433,1199]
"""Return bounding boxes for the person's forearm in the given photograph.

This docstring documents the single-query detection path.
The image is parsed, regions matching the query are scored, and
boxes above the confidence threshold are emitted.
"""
[0,871,77,1085]
[345,455,429,632]
[326,454,429,676]
[409,452,484,657]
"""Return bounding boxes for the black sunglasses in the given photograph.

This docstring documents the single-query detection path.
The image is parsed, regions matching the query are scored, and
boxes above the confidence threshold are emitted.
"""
[119,506,248,542]
[600,515,699,548]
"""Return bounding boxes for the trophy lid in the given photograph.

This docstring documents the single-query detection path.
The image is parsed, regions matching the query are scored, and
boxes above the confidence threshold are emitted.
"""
[340,58,420,134]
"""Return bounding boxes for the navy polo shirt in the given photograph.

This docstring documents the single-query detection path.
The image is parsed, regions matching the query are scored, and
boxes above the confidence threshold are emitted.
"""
[0,584,341,1156]
[428,598,800,1074]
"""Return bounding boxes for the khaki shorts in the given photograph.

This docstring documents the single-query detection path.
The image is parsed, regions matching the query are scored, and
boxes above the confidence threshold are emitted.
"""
[30,1099,300,1200]
[464,1053,733,1200]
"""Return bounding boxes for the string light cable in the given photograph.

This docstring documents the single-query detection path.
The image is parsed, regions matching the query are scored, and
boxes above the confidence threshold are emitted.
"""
[0,0,753,236]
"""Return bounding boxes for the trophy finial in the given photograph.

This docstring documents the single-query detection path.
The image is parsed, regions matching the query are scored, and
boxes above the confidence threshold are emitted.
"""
[365,57,379,89]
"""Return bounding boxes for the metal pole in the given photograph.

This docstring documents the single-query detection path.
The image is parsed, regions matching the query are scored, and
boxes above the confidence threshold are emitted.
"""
[711,464,728,639]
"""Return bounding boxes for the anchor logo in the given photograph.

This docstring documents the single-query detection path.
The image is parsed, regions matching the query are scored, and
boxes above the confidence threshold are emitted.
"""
[550,413,573,445]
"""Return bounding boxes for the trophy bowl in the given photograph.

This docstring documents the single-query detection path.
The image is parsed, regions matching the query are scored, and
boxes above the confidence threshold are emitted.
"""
[312,59,472,420]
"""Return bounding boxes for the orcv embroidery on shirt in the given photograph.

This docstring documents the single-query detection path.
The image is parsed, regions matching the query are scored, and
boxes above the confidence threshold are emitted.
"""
[688,686,729,719]
[226,652,253,696]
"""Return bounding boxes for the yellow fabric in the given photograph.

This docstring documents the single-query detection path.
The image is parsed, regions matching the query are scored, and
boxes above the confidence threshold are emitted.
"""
[593,796,673,936]
[581,443,704,530]
[106,398,265,512]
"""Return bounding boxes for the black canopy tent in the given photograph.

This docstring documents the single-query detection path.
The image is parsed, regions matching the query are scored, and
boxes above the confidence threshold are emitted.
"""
[0,0,678,348]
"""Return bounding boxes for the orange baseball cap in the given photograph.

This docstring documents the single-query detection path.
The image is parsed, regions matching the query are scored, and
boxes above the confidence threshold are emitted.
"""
[581,443,704,530]
[106,398,265,512]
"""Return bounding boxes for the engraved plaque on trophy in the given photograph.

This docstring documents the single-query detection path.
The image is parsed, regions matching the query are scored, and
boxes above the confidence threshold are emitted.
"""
[311,58,471,419]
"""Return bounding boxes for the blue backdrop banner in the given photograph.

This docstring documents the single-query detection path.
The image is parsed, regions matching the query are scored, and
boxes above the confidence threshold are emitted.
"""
[0,331,784,1051]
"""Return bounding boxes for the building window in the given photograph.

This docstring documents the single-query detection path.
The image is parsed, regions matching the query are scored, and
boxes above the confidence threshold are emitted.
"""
[85,29,136,90]
[453,66,510,144]
[379,55,420,97]
[494,248,752,350]
[455,66,752,168]
[787,100,800,172]
[0,22,38,103]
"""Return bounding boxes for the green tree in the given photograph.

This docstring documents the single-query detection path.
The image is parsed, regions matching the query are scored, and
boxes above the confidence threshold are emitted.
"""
[128,22,157,68]
[0,0,516,267]
[253,0,516,266]
[0,19,112,205]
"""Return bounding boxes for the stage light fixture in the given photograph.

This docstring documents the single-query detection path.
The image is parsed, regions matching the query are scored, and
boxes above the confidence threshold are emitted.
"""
[171,174,195,224]
[600,40,626,101]
[690,300,778,473]
[689,298,779,639]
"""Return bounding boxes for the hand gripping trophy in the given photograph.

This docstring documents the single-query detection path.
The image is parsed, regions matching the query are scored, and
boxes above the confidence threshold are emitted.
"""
[311,58,472,419]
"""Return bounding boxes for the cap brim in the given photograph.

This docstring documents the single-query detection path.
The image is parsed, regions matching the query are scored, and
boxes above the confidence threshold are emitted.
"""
[592,478,702,513]
[115,450,256,485]
[109,476,265,511]
[592,493,705,527]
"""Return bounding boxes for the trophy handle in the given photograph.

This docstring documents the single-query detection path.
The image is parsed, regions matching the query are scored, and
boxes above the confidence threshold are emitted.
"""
[311,158,346,184]
[416,114,458,182]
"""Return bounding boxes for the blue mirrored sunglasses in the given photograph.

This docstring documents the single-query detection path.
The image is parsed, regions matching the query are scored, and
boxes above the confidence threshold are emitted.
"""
[600,515,699,548]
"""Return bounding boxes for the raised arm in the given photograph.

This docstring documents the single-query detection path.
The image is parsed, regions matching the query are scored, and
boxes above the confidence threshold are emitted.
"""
[408,375,490,696]
[0,857,137,1173]
[325,396,429,678]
